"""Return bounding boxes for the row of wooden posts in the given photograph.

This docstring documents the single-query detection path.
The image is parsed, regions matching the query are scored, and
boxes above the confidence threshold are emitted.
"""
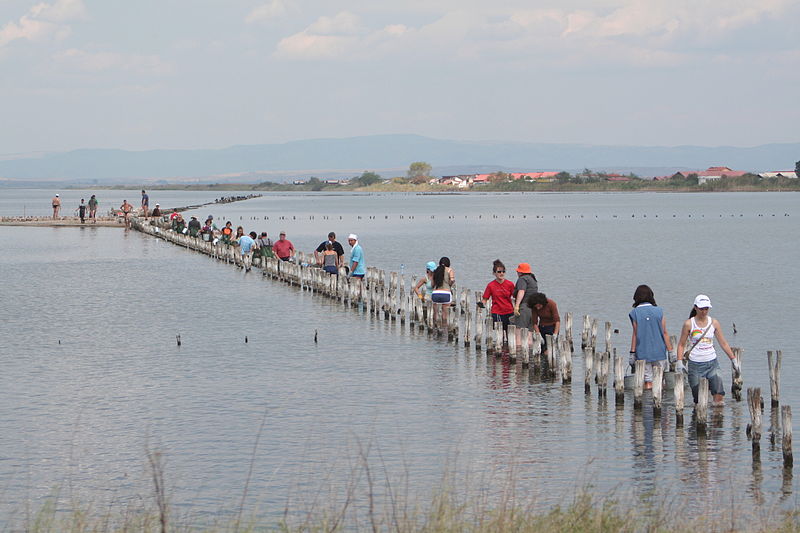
[131,217,792,466]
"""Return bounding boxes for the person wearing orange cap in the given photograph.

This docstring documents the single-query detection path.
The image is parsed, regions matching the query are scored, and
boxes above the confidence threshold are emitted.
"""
[512,263,538,332]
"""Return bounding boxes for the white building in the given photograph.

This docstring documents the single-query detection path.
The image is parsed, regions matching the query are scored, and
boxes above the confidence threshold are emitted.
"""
[759,171,798,179]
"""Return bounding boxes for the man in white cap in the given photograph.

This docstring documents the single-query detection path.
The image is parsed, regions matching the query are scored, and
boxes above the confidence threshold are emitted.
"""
[347,234,365,278]
[52,194,61,219]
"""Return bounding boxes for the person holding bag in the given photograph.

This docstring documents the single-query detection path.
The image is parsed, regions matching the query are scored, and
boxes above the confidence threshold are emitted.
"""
[676,294,739,406]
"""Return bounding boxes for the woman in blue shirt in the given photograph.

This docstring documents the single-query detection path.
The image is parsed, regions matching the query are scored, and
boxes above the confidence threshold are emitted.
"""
[628,284,673,389]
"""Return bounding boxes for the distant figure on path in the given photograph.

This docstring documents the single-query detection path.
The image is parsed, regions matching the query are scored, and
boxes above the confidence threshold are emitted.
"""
[75,199,87,223]
[239,231,257,271]
[274,231,295,262]
[151,203,162,218]
[120,200,133,227]
[141,190,149,217]
[315,232,345,265]
[676,294,738,406]
[628,284,671,390]
[221,221,233,244]
[321,241,340,274]
[187,216,201,237]
[52,194,61,219]
[481,259,515,337]
[347,234,365,278]
[527,292,560,357]
[87,195,98,222]
[257,232,273,259]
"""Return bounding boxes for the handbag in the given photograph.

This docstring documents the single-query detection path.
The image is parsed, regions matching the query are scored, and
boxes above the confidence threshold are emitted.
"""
[683,322,712,361]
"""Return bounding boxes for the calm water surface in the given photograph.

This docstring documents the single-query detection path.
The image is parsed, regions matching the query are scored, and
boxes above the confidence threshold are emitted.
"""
[1,191,798,526]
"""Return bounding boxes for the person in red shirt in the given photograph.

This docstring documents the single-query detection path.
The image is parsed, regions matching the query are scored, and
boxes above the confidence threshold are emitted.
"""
[273,231,295,261]
[481,259,516,337]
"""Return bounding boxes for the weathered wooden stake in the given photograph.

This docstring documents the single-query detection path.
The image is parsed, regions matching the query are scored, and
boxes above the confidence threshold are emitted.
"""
[507,325,517,362]
[581,314,590,350]
[747,387,763,448]
[565,312,574,353]
[696,378,709,432]
[519,328,530,366]
[768,350,782,406]
[633,359,645,409]
[782,405,793,467]
[674,367,685,425]
[732,347,743,402]
[614,349,625,405]
[584,348,594,394]
[652,364,663,414]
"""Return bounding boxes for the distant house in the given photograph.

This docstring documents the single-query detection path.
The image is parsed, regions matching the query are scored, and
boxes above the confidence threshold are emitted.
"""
[324,179,342,185]
[472,174,491,185]
[292,179,307,185]
[606,176,631,182]
[673,166,750,185]
[759,171,798,179]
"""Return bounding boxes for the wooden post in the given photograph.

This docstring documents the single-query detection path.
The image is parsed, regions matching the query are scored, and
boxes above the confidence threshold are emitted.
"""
[590,318,598,352]
[747,387,763,449]
[675,369,685,426]
[546,334,555,377]
[732,347,743,402]
[768,350,782,406]
[633,359,645,409]
[581,315,590,350]
[652,365,664,414]
[604,321,612,354]
[596,351,608,396]
[782,405,793,467]
[494,322,503,354]
[464,308,472,347]
[565,312,574,353]
[475,307,483,350]
[584,347,594,394]
[614,349,624,405]
[561,337,572,383]
[507,325,517,362]
[486,317,494,355]
[696,378,709,432]
[519,328,530,366]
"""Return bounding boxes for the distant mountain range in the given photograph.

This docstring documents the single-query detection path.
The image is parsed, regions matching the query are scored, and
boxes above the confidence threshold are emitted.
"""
[0,134,796,185]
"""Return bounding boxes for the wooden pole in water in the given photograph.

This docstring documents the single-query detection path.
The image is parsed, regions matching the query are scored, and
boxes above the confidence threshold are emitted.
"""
[581,315,590,350]
[561,337,572,382]
[604,321,612,354]
[696,378,709,432]
[596,351,608,397]
[507,325,517,362]
[782,405,793,467]
[768,350,782,406]
[675,369,685,426]
[519,328,530,366]
[590,318,599,352]
[584,347,594,394]
[747,387,762,449]
[732,347,743,401]
[614,349,624,405]
[565,312,574,353]
[652,364,664,414]
[546,334,555,377]
[464,308,472,347]
[633,359,645,409]
[475,307,483,349]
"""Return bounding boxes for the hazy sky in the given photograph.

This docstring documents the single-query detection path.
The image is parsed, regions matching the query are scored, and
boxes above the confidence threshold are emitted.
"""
[1,0,798,154]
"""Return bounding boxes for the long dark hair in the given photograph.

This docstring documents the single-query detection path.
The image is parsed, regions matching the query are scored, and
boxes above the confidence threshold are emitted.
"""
[527,292,548,309]
[689,307,697,318]
[632,284,656,307]
[433,257,450,289]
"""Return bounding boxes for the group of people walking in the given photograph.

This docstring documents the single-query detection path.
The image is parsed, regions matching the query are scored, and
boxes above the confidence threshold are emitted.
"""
[629,286,739,406]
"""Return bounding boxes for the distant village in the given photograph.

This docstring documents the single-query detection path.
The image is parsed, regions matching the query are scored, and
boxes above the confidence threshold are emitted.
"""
[291,166,798,189]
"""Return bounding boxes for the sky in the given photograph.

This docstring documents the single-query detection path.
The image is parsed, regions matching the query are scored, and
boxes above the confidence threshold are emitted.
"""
[1,0,799,155]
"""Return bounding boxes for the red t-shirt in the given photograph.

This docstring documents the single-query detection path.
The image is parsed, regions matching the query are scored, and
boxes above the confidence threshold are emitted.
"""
[482,279,515,315]
[273,239,294,258]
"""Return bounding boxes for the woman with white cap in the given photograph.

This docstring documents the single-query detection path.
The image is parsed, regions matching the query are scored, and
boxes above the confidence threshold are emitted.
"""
[676,294,739,406]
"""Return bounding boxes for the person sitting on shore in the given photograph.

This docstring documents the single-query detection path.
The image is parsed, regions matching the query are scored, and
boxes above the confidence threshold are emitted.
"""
[151,203,162,219]
[172,214,186,234]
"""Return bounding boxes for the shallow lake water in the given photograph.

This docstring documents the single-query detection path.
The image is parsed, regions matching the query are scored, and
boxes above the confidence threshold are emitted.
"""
[0,191,798,527]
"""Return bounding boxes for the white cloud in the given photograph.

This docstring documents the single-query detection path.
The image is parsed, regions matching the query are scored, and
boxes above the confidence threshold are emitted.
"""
[53,48,172,75]
[245,0,287,24]
[0,0,85,48]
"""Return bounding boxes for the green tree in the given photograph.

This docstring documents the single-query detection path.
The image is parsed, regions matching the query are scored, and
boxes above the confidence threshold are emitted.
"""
[408,162,432,184]
[555,171,571,184]
[307,177,325,191]
[795,160,799,176]
[489,171,509,183]
[355,171,382,187]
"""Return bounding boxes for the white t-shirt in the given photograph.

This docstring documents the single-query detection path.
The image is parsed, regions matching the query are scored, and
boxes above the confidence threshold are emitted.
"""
[688,316,716,362]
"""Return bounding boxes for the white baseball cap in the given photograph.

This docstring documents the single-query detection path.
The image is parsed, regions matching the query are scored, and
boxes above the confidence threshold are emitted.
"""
[348,233,358,240]
[693,294,712,308]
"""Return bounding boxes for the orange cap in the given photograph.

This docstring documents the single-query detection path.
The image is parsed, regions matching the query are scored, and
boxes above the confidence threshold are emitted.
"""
[516,263,532,274]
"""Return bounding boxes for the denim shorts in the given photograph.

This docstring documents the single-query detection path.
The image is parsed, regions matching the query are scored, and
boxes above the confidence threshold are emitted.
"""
[688,358,724,403]
[431,290,452,304]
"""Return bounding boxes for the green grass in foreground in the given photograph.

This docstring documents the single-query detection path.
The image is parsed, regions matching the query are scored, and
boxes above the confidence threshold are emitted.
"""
[17,489,800,533]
